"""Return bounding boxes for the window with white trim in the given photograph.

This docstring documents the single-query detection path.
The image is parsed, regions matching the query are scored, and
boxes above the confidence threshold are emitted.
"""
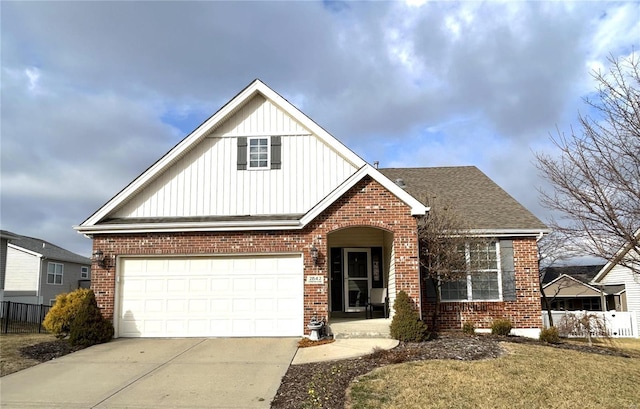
[248,137,269,169]
[81,266,89,279]
[47,262,63,285]
[441,241,501,301]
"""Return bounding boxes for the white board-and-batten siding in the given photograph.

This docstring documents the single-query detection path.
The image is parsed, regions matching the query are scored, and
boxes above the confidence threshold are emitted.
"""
[113,95,359,218]
[599,264,640,314]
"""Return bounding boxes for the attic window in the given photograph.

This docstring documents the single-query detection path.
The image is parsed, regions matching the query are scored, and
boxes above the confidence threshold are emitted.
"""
[249,137,269,169]
[237,136,282,170]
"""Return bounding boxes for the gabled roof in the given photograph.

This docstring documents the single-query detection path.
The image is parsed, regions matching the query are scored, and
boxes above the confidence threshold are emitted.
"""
[75,80,427,234]
[592,229,640,283]
[542,273,603,295]
[6,232,90,265]
[1,230,20,240]
[379,166,548,234]
[541,265,606,285]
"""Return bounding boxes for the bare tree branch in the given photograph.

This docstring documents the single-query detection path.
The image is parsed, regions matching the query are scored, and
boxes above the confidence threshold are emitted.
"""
[536,53,640,274]
[418,196,485,330]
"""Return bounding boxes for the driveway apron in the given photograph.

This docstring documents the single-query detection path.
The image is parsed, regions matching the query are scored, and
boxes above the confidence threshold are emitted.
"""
[0,337,298,409]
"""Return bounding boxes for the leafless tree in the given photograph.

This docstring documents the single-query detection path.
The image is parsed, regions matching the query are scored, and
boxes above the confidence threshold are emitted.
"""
[538,232,576,326]
[536,53,640,275]
[418,197,480,331]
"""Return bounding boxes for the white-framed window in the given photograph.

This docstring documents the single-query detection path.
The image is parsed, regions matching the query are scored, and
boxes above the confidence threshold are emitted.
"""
[47,262,63,285]
[248,137,269,169]
[80,266,89,279]
[441,241,501,301]
[49,299,57,306]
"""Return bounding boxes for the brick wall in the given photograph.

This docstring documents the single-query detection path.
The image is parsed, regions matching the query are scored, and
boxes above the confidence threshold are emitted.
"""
[422,237,542,330]
[90,176,421,333]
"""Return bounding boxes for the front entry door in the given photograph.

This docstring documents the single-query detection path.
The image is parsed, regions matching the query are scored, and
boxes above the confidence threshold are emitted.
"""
[343,249,371,312]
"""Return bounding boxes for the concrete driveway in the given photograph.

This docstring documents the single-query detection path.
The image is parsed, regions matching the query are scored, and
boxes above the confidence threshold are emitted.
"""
[0,337,298,409]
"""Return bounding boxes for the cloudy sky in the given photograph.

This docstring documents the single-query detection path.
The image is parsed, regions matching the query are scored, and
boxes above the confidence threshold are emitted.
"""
[1,1,638,257]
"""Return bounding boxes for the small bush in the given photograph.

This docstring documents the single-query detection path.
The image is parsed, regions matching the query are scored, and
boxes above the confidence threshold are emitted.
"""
[462,321,476,335]
[491,318,513,336]
[43,288,92,338]
[539,326,560,344]
[390,291,429,342]
[69,290,114,347]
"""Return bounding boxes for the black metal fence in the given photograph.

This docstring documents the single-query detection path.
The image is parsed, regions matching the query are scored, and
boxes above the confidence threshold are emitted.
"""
[0,301,51,334]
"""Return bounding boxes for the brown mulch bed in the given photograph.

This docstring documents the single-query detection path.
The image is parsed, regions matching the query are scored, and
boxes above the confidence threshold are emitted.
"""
[19,340,84,362]
[271,333,631,409]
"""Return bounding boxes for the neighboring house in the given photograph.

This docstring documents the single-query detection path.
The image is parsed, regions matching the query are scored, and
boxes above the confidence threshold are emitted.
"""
[539,265,624,311]
[591,237,640,330]
[1,230,21,302]
[75,79,547,339]
[4,232,91,305]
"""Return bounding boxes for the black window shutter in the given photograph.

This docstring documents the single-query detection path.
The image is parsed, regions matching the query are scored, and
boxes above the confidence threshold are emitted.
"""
[500,240,516,301]
[270,136,281,169]
[237,137,247,170]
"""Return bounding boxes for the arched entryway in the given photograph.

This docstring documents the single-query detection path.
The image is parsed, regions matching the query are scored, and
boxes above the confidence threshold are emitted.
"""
[326,226,394,317]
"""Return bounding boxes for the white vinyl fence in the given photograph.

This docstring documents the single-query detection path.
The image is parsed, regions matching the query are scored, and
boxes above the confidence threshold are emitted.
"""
[542,310,639,338]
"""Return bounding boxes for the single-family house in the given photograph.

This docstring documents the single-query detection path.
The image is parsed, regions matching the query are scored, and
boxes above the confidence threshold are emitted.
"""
[1,230,21,302]
[590,236,640,331]
[75,79,547,338]
[539,265,620,311]
[4,232,91,306]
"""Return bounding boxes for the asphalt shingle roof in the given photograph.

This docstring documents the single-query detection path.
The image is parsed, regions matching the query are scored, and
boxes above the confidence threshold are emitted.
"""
[6,232,90,265]
[541,265,606,285]
[379,166,547,231]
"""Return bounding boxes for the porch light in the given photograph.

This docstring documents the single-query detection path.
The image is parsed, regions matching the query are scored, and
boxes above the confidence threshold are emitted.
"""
[92,249,106,269]
[310,244,319,266]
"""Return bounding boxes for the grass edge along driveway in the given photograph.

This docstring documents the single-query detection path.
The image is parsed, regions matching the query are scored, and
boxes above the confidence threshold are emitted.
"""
[348,341,640,409]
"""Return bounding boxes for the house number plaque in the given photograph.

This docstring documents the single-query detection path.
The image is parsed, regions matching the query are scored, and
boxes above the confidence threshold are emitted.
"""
[306,275,324,284]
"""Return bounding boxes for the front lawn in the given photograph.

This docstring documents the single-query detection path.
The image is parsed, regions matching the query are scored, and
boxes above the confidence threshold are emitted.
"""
[348,340,640,409]
[0,333,57,376]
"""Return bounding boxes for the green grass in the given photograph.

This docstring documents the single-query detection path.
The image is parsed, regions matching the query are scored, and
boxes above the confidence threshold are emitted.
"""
[348,340,640,409]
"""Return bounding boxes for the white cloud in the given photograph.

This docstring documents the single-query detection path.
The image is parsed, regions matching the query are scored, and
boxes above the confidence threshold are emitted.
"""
[0,1,636,256]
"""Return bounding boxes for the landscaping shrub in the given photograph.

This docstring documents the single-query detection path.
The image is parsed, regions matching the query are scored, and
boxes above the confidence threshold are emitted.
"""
[389,291,429,342]
[462,321,476,335]
[69,290,114,347]
[491,318,513,336]
[43,288,92,338]
[539,326,560,344]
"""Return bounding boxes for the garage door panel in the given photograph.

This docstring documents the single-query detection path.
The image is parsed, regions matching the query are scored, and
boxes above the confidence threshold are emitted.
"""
[145,279,165,293]
[119,255,303,337]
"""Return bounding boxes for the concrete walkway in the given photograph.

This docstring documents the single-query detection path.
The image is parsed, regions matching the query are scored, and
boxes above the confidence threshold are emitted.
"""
[292,338,399,364]
[0,338,298,409]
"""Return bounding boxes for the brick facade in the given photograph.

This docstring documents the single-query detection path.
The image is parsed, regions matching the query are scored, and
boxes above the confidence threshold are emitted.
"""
[90,176,421,333]
[421,237,542,331]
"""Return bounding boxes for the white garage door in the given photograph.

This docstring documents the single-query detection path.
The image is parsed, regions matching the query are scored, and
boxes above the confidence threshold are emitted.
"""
[117,255,303,338]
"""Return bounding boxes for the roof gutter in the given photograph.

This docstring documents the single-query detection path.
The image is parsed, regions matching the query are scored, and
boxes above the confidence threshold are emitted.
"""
[74,219,304,235]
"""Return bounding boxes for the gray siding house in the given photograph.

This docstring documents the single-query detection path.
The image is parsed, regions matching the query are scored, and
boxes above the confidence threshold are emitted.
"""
[3,232,91,305]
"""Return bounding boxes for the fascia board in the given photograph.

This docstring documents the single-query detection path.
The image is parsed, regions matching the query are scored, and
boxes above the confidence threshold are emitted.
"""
[592,229,639,282]
[7,243,43,258]
[592,262,615,283]
[80,80,269,227]
[465,229,551,237]
[74,219,304,235]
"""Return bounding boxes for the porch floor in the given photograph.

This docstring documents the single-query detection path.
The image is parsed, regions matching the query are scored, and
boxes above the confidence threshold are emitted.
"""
[327,313,392,339]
